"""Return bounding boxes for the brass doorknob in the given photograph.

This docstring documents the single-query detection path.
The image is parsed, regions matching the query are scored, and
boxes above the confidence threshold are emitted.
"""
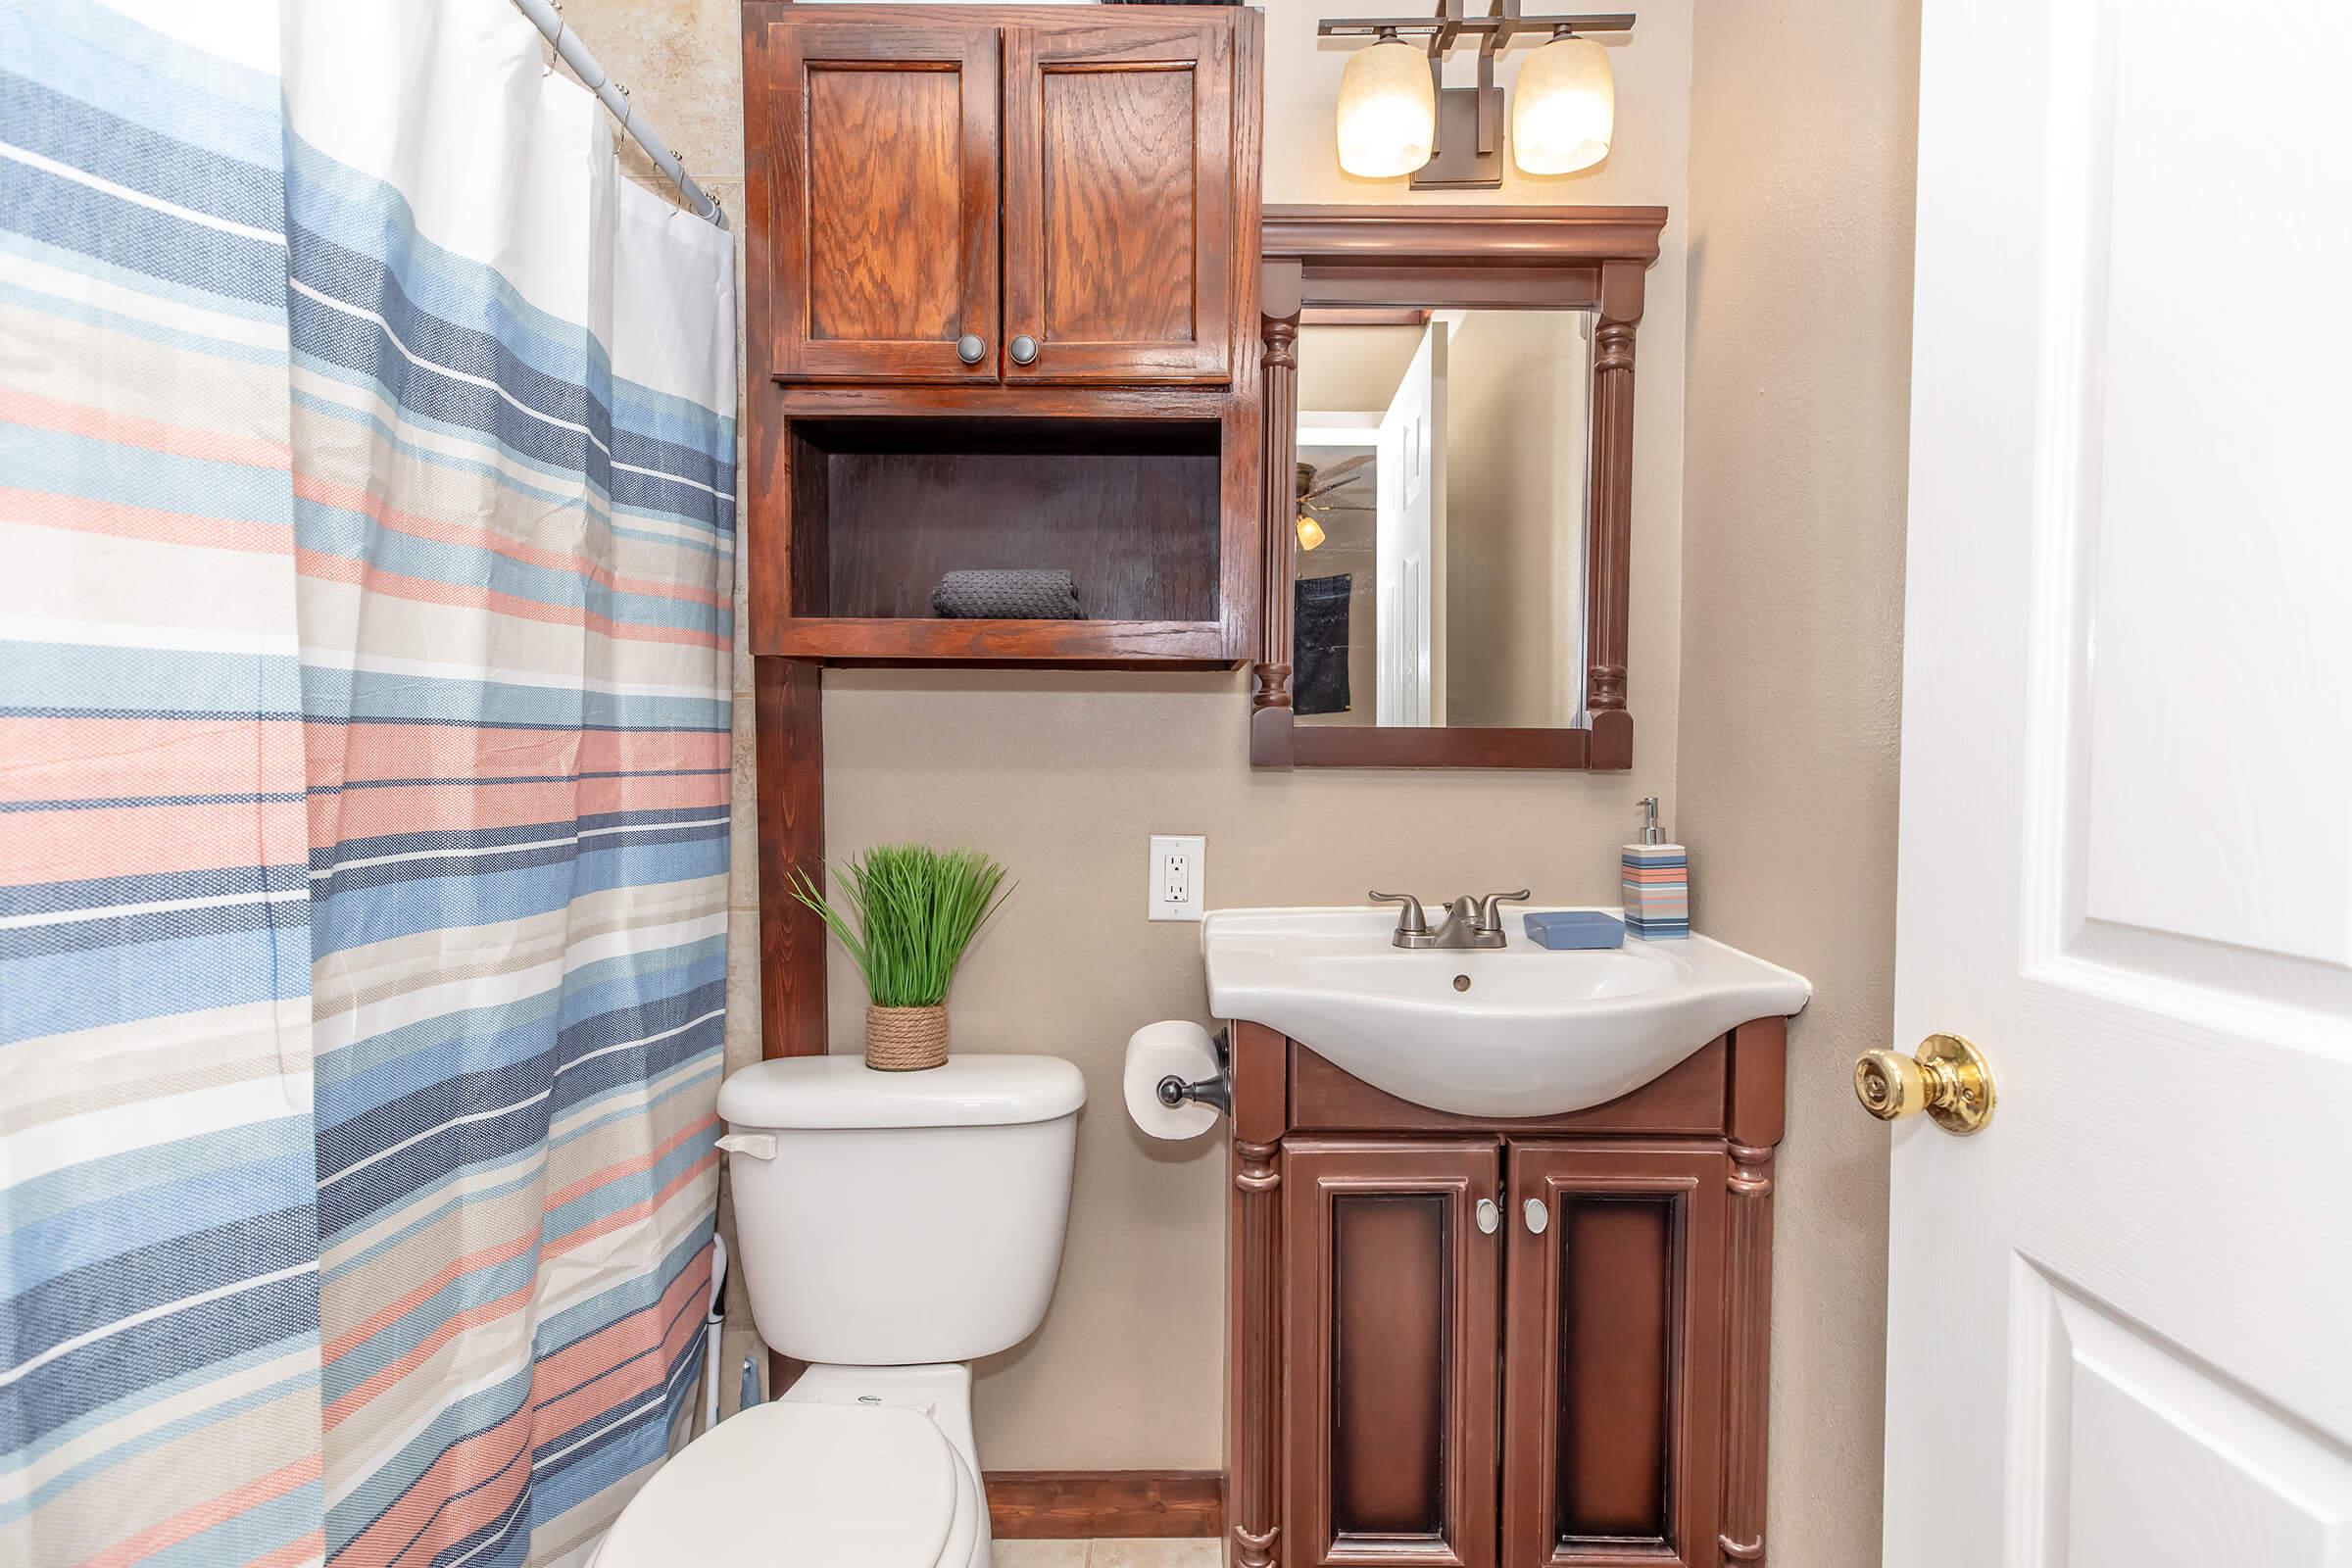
[1853,1032,1995,1136]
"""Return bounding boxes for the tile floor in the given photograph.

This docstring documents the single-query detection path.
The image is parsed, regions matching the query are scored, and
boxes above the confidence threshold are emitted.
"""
[991,1541,1220,1567]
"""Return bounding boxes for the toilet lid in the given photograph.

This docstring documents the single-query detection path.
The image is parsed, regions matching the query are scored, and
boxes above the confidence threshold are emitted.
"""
[594,1401,973,1568]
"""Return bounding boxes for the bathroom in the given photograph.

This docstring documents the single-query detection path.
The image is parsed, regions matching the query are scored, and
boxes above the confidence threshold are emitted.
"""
[4,1,2345,1566]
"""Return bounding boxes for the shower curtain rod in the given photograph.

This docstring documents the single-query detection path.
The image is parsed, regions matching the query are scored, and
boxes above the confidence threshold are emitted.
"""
[509,0,729,229]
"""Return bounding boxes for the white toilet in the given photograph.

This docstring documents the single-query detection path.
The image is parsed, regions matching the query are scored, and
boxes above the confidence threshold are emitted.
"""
[593,1054,1086,1568]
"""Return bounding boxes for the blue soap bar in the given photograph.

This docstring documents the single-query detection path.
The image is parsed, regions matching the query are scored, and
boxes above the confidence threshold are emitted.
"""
[1522,910,1626,950]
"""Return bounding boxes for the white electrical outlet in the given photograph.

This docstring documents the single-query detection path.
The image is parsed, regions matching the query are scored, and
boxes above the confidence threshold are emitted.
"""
[1149,834,1205,921]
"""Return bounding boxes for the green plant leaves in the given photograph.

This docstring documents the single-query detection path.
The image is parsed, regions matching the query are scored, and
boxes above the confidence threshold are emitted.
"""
[789,844,1012,1008]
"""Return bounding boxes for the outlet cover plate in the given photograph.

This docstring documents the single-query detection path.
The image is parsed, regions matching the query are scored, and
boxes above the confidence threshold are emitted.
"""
[1149,834,1205,922]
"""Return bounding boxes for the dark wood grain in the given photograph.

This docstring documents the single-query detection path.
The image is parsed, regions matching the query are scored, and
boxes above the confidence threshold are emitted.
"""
[765,616,1228,663]
[806,69,962,342]
[1228,1021,1288,1568]
[1283,1139,1498,1567]
[1042,68,1195,341]
[1004,19,1233,383]
[760,17,999,381]
[752,658,825,1065]
[1586,261,1643,724]
[1719,1018,1786,1568]
[1501,1143,1726,1568]
[1287,1038,1729,1138]
[1248,205,1666,771]
[1263,206,1668,268]
[985,1471,1223,1540]
[1252,261,1301,720]
[752,656,824,1405]
[786,417,1221,622]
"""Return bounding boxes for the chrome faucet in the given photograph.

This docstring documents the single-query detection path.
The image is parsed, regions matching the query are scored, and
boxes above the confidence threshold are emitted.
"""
[1369,889,1531,950]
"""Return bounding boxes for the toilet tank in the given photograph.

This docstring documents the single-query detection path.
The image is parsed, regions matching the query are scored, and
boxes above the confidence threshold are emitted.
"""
[715,1054,1086,1366]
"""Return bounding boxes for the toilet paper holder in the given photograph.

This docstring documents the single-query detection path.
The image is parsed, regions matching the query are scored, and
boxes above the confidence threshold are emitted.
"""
[1154,1027,1232,1119]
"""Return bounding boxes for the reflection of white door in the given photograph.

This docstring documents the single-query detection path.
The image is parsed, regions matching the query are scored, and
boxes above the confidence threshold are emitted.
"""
[1883,3,2352,1564]
[1375,321,1446,725]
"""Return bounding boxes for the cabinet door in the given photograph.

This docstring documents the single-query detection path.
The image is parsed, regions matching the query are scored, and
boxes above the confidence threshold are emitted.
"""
[1002,18,1235,384]
[1283,1139,1500,1568]
[1501,1143,1728,1567]
[762,19,999,381]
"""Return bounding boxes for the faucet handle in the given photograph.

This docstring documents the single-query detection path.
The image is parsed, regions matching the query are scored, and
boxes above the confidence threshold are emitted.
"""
[1369,891,1430,936]
[1474,889,1532,932]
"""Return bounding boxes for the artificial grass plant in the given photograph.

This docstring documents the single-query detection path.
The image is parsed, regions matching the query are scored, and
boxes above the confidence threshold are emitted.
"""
[790,844,1012,1008]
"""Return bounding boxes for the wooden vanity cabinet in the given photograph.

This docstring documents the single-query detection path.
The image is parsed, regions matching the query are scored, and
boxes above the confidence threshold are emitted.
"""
[1228,1021,1785,1568]
[1282,1140,1500,1566]
[749,6,1242,385]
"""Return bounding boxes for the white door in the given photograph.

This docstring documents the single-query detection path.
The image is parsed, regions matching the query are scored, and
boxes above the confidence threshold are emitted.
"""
[1885,1,2352,1563]
[1375,320,1446,725]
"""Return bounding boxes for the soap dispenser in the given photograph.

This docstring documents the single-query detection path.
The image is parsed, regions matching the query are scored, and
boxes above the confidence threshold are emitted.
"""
[1621,796,1690,940]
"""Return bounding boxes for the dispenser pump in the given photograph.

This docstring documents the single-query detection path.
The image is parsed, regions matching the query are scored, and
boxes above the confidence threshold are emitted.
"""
[1639,796,1665,846]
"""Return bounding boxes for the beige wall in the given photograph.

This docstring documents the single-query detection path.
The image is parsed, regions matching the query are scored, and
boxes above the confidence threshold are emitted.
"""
[1679,2,1921,1563]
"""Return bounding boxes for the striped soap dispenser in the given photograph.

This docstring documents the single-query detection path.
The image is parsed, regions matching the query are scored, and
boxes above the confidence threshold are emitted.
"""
[1620,796,1690,940]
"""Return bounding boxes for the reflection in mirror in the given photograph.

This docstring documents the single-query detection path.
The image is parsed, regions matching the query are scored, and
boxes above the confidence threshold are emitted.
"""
[1292,309,1592,730]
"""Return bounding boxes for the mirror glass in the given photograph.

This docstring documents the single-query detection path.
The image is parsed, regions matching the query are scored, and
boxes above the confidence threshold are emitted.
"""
[1291,308,1592,730]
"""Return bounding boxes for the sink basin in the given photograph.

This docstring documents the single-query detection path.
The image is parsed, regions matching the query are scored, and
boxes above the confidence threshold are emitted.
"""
[1201,906,1811,1117]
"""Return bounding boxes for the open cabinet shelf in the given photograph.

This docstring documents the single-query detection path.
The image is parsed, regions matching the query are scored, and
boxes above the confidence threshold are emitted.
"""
[757,415,1244,665]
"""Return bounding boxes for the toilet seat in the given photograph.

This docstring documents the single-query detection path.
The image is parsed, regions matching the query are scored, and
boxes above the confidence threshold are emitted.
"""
[593,1400,982,1568]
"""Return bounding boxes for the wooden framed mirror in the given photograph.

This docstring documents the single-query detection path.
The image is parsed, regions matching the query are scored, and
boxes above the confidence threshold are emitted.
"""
[1250,205,1666,769]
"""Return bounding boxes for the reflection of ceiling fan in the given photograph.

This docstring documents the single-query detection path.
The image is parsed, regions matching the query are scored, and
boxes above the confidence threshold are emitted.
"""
[1295,456,1373,552]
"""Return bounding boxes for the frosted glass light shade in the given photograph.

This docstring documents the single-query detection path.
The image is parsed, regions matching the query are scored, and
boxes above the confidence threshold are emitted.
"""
[1336,38,1436,178]
[1512,34,1613,174]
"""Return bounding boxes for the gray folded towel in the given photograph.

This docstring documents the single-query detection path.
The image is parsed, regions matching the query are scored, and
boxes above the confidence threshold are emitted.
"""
[930,569,1082,620]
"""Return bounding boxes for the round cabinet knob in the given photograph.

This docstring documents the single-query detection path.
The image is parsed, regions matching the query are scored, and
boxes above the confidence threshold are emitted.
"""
[1854,1032,1997,1136]
[1475,1198,1499,1235]
[956,333,986,366]
[1009,333,1040,367]
[1523,1198,1549,1236]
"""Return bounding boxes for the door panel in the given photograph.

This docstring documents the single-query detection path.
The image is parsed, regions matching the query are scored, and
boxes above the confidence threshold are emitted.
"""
[1003,20,1234,383]
[765,21,998,381]
[1284,1139,1500,1567]
[1501,1143,1724,1568]
[1889,1,2352,1561]
[2012,1267,2352,1562]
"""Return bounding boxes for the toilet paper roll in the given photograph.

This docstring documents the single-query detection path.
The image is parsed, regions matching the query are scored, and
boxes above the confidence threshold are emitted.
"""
[1123,1020,1221,1140]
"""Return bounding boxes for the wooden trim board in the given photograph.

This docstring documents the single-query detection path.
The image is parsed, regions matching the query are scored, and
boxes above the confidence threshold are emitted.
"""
[985,1470,1225,1540]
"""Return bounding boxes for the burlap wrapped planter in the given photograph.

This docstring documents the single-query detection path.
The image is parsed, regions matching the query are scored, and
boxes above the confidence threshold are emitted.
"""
[864,1004,949,1071]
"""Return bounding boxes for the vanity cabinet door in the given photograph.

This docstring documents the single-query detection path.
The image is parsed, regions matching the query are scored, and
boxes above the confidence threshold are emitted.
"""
[756,18,1000,382]
[1283,1139,1500,1568]
[1500,1143,1727,1568]
[1001,18,1235,384]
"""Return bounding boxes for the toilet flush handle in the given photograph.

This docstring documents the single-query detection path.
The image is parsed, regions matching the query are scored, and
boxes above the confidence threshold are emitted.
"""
[715,1132,777,1160]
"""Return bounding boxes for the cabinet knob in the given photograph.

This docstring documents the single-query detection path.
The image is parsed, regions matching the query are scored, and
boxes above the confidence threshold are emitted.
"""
[1523,1197,1548,1236]
[1009,333,1040,367]
[1475,1198,1498,1235]
[956,333,986,366]
[1854,1032,1996,1136]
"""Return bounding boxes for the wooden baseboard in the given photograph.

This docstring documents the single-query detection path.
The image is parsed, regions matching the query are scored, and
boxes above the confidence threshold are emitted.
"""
[984,1470,1225,1540]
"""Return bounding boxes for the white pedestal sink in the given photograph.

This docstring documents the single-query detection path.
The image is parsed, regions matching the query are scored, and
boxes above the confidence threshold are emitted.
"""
[1201,906,1811,1117]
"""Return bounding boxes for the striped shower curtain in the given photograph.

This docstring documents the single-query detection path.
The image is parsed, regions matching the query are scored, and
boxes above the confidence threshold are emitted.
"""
[2,2,737,1563]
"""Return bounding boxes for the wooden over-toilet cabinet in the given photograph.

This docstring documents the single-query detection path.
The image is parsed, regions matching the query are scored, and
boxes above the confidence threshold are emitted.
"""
[740,3,1262,672]
[756,9,1235,385]
[1229,1020,1784,1568]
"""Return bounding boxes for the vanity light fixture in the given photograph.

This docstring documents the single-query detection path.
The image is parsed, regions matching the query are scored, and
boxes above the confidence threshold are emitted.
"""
[1321,1,1632,188]
[1336,28,1438,178]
